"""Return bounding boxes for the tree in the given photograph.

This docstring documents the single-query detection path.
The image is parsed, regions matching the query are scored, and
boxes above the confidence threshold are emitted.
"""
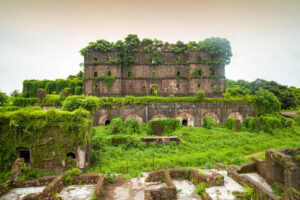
[10,90,20,97]
[256,89,281,115]
[0,90,8,105]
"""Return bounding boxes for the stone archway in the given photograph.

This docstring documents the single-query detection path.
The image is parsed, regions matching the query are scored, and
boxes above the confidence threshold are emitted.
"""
[176,112,194,126]
[202,111,220,124]
[150,113,167,120]
[228,111,244,122]
[98,115,108,125]
[124,114,143,123]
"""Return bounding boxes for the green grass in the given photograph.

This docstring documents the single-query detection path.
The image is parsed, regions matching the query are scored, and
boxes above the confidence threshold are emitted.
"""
[88,125,300,178]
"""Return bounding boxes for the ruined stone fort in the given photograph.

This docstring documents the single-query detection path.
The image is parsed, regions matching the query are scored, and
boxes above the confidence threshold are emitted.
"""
[82,37,255,126]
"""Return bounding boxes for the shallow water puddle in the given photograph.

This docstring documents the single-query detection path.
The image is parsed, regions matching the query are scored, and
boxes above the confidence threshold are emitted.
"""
[205,170,244,200]
[0,186,45,200]
[104,173,166,200]
[173,180,201,200]
[59,184,95,200]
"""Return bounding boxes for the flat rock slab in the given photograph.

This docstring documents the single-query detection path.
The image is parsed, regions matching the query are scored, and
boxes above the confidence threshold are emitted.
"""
[0,186,45,200]
[59,184,95,200]
[173,180,201,200]
[241,173,273,193]
[205,170,244,200]
[103,173,165,200]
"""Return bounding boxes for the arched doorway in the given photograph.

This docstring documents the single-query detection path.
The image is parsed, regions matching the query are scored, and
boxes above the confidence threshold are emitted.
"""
[182,119,188,126]
[105,120,111,125]
[151,86,158,96]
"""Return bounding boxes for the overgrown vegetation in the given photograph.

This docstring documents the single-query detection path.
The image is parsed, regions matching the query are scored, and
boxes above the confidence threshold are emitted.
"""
[226,79,300,110]
[88,119,300,178]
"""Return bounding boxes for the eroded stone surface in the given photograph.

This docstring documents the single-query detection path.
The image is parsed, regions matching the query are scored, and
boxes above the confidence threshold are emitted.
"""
[59,184,95,200]
[205,170,244,200]
[0,186,45,200]
[173,180,201,200]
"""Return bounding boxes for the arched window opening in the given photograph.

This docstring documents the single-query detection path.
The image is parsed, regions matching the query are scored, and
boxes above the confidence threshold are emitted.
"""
[177,71,182,78]
[67,152,76,159]
[198,83,201,88]
[182,119,188,126]
[128,71,132,78]
[105,120,111,125]
[142,86,146,96]
[151,86,158,96]
[18,148,30,163]
[107,57,111,62]
[198,70,202,77]
[94,71,98,77]
[107,71,112,76]
[177,56,181,61]
[177,84,179,88]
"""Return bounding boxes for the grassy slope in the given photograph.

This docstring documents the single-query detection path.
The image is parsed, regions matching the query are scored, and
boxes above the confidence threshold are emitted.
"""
[88,125,300,178]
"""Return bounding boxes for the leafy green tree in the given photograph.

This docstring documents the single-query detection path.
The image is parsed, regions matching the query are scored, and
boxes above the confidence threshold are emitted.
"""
[256,89,281,114]
[0,90,8,105]
[10,90,20,97]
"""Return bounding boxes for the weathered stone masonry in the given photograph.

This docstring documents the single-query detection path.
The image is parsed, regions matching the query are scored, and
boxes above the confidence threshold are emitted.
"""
[84,47,226,98]
[93,102,255,126]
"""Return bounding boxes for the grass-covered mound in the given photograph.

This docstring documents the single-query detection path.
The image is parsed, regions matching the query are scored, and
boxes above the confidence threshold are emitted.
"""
[88,121,300,178]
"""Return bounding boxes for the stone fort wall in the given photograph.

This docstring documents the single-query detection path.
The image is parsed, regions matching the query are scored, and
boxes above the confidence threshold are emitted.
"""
[93,102,256,126]
[84,49,225,97]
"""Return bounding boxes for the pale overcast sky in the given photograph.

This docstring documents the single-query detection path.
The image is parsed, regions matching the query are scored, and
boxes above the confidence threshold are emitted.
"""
[0,0,299,94]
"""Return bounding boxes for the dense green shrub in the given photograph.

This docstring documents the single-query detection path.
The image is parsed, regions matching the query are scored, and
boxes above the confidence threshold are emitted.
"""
[108,117,124,134]
[203,116,216,129]
[293,117,300,126]
[18,167,38,181]
[13,97,37,107]
[0,90,8,105]
[124,119,140,134]
[75,86,83,95]
[226,118,241,131]
[39,95,62,106]
[259,116,282,134]
[62,95,99,113]
[0,106,21,112]
[195,90,205,101]
[243,117,260,133]
[196,183,206,194]
[256,89,281,114]
[65,168,82,176]
[148,119,181,135]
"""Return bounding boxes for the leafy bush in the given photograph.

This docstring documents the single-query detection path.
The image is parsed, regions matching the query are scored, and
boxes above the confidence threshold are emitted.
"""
[256,89,281,114]
[0,106,21,113]
[196,183,206,194]
[195,90,205,101]
[65,168,82,176]
[39,95,62,106]
[243,117,260,132]
[293,117,300,126]
[62,95,99,113]
[226,118,241,131]
[105,170,116,183]
[259,116,282,134]
[203,116,215,129]
[75,86,83,95]
[148,119,181,135]
[18,167,38,181]
[0,90,8,105]
[124,119,140,134]
[13,97,37,107]
[108,117,124,134]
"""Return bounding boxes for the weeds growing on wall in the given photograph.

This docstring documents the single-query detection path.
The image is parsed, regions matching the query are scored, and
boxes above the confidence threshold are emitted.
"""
[0,108,92,173]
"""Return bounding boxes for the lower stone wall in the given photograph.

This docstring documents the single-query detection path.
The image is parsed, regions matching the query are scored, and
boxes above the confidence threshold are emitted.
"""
[228,168,279,200]
[94,102,256,126]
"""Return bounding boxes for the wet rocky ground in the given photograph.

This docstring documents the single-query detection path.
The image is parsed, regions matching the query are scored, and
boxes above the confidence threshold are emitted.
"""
[0,170,275,200]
